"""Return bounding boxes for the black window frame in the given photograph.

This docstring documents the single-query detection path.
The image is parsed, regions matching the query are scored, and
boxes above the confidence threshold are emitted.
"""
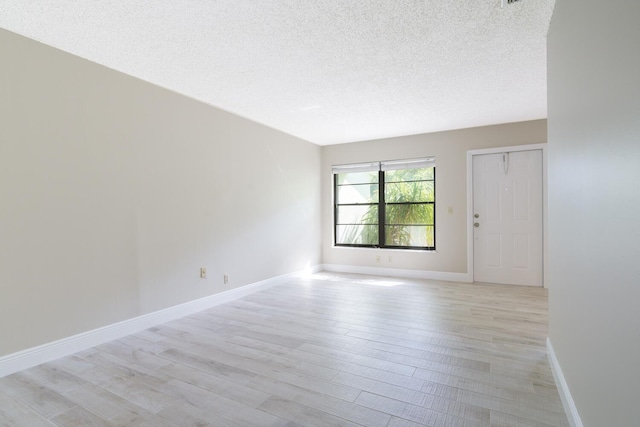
[333,160,436,251]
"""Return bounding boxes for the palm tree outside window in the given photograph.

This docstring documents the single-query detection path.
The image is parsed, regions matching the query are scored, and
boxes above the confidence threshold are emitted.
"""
[333,158,435,250]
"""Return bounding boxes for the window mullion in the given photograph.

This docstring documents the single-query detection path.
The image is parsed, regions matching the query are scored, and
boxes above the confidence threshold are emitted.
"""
[379,170,385,247]
[334,174,338,246]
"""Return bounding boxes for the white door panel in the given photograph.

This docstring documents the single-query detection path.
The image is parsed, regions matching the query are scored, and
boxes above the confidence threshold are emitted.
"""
[473,150,542,286]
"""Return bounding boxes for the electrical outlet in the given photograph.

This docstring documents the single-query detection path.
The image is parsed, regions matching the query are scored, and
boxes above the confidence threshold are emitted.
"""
[388,256,393,263]
[376,255,381,263]
[223,274,229,284]
[200,267,207,279]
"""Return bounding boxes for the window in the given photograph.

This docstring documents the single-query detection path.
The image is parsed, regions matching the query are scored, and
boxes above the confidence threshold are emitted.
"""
[334,158,435,250]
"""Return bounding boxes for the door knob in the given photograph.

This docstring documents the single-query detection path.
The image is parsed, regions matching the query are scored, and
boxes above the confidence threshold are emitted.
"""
[474,222,480,227]
[474,213,479,218]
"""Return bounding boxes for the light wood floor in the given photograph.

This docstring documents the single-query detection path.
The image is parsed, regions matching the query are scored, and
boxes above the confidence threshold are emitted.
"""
[0,272,569,426]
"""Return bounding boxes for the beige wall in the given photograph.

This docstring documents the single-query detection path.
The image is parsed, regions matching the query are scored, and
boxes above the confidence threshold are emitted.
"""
[547,0,640,425]
[321,120,547,275]
[0,29,322,357]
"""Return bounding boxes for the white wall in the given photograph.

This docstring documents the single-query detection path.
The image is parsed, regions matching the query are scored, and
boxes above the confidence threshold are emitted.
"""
[547,0,640,425]
[322,121,547,276]
[0,29,322,357]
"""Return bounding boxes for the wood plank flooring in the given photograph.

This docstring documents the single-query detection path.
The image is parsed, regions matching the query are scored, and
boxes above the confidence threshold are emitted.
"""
[0,272,569,426]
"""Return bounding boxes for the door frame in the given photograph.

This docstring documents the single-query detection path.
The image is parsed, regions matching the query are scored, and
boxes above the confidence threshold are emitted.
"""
[466,143,547,286]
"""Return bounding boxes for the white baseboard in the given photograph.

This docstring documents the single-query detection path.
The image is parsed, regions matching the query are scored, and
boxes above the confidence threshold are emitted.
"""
[547,337,584,427]
[321,263,469,283]
[0,265,322,379]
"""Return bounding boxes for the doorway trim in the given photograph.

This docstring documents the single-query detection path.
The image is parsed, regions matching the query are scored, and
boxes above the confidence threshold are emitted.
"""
[466,143,547,286]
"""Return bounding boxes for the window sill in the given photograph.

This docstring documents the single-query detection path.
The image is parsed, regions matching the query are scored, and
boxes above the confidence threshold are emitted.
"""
[331,245,438,254]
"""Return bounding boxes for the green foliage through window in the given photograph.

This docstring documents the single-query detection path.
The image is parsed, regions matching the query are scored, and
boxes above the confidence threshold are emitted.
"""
[334,160,435,250]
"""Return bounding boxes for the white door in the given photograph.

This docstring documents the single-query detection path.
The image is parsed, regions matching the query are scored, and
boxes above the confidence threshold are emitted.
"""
[473,150,543,286]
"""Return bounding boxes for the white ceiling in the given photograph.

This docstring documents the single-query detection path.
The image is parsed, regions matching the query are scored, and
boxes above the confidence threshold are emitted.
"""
[0,0,555,145]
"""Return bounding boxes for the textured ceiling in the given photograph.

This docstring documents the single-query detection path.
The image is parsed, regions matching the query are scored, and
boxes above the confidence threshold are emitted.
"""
[0,1,555,145]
